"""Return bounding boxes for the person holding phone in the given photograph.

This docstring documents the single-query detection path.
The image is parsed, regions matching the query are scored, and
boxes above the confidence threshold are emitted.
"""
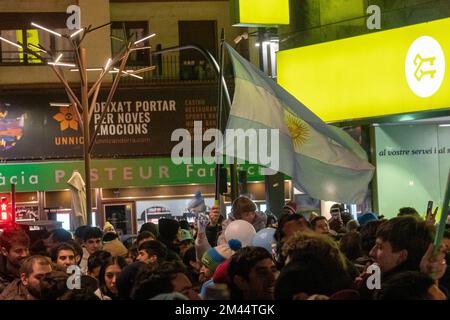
[205,207,223,248]
[425,201,438,226]
[329,204,346,234]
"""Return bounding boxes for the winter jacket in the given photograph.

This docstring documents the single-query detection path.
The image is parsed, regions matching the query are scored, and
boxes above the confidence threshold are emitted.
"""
[0,279,37,300]
[0,256,18,295]
[102,239,128,257]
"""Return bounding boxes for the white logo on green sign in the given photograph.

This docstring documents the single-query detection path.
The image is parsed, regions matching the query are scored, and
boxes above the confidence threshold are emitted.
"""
[405,36,445,98]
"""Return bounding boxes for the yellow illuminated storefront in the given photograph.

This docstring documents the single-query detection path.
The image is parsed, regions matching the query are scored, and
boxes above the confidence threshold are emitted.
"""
[277,17,450,217]
[277,17,450,123]
[230,0,290,27]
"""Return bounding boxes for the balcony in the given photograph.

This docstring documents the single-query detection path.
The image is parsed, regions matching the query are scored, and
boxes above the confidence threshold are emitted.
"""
[0,49,223,85]
[113,51,220,85]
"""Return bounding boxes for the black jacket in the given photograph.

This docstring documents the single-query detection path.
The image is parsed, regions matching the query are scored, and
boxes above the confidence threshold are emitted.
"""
[0,255,18,295]
[205,225,221,248]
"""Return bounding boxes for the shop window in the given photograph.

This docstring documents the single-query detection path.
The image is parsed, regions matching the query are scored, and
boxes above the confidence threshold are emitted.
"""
[0,13,73,65]
[111,21,150,66]
[0,192,39,222]
[178,20,218,80]
[104,203,132,235]
[135,197,215,232]
[56,213,70,230]
[55,212,96,231]
[15,205,39,222]
[46,190,96,209]
[259,203,267,213]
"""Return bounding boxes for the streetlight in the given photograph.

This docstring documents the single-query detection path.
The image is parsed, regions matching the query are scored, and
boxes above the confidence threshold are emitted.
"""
[0,22,156,227]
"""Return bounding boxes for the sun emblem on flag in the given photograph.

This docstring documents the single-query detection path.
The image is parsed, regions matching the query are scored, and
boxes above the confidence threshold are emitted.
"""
[284,110,310,149]
[53,107,78,131]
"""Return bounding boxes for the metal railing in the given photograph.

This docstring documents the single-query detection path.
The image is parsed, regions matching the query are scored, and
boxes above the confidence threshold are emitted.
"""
[115,51,219,84]
[0,48,221,84]
[0,49,76,66]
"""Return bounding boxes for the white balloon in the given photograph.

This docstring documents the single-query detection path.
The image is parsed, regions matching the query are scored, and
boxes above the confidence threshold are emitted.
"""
[224,220,256,247]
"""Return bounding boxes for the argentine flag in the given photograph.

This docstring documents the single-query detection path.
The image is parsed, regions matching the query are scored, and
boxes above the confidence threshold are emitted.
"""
[220,43,375,204]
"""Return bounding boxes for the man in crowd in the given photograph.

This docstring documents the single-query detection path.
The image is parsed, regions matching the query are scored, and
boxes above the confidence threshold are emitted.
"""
[158,218,182,262]
[0,255,52,300]
[136,240,167,267]
[43,229,73,255]
[369,216,439,276]
[311,216,330,235]
[199,243,236,288]
[228,246,279,300]
[80,227,103,274]
[132,261,200,300]
[136,231,157,248]
[360,216,447,298]
[50,243,77,271]
[0,227,30,294]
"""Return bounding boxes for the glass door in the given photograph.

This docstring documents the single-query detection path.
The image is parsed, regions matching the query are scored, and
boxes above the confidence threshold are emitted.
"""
[103,203,134,236]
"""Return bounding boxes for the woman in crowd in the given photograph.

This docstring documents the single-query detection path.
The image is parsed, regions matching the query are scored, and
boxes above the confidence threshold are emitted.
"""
[96,256,127,300]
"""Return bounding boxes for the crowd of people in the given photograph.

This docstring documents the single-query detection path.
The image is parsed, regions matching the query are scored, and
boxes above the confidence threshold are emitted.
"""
[0,196,448,300]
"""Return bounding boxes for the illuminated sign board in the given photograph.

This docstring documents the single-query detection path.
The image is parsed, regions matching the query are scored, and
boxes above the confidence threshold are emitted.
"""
[277,18,450,122]
[231,0,290,27]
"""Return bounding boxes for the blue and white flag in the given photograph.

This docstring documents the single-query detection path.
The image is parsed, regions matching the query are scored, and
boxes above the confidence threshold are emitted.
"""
[220,43,375,204]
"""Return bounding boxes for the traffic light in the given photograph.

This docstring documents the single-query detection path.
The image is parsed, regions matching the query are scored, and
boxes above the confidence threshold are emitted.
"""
[1,197,9,221]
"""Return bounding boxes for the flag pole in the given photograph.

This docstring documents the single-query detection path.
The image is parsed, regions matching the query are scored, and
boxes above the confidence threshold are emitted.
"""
[215,30,238,208]
[150,43,233,207]
[215,30,225,207]
[433,169,450,256]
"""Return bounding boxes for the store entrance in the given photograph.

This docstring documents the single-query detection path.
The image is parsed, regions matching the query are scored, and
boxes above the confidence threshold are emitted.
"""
[103,203,134,236]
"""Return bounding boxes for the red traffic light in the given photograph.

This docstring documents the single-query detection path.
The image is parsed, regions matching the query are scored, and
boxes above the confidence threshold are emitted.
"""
[1,197,9,221]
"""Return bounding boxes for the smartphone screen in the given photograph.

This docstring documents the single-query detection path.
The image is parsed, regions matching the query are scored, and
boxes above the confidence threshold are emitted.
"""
[426,201,433,219]
[427,201,433,213]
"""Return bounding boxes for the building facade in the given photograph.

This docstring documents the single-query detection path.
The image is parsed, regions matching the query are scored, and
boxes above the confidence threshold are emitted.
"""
[0,0,292,232]
[277,0,450,218]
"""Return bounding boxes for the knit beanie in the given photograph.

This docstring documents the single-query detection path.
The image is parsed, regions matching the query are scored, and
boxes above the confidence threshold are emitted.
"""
[212,259,231,285]
[283,201,297,215]
[357,212,378,226]
[201,240,241,273]
[103,221,115,233]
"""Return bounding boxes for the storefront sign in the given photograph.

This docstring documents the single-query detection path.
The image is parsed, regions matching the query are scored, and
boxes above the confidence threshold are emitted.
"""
[277,17,450,122]
[0,157,266,192]
[0,85,217,159]
[230,0,289,27]
[375,124,450,219]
